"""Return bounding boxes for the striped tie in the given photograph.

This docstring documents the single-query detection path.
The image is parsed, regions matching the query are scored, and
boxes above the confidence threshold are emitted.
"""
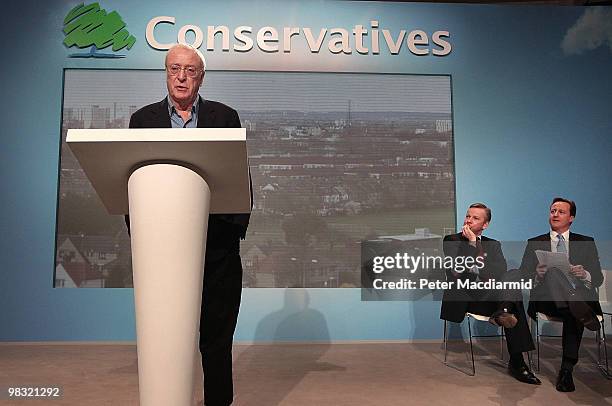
[557,235,575,288]
[557,234,567,254]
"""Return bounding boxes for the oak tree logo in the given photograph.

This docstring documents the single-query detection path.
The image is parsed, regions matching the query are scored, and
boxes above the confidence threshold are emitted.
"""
[63,2,136,58]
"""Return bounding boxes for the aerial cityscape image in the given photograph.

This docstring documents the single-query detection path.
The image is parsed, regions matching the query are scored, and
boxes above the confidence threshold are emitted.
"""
[55,70,454,288]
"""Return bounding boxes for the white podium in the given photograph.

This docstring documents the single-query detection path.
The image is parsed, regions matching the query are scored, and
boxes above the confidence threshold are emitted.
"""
[67,128,250,406]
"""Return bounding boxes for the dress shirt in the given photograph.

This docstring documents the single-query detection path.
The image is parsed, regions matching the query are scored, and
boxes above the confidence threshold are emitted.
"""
[167,95,199,128]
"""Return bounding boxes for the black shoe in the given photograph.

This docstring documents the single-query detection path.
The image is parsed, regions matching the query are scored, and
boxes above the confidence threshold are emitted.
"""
[489,310,518,329]
[508,363,542,385]
[556,368,575,392]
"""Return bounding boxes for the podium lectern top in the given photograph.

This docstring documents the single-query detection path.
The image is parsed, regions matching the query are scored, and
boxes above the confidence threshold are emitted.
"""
[66,128,251,215]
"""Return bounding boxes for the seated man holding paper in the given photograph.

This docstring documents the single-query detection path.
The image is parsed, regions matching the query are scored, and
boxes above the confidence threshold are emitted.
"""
[520,197,603,392]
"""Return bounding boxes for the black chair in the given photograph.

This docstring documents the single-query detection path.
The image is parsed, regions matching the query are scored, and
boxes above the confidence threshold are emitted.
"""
[443,312,505,376]
[531,310,609,378]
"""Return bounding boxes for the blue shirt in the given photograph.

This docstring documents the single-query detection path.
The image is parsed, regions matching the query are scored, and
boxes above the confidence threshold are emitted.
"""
[167,95,199,128]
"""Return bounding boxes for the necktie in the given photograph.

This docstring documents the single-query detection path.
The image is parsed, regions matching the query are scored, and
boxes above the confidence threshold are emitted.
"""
[557,234,567,254]
[556,234,575,288]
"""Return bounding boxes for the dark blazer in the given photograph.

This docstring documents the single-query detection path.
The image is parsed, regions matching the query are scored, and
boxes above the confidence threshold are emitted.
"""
[127,97,250,243]
[519,232,603,316]
[129,97,241,129]
[440,232,508,322]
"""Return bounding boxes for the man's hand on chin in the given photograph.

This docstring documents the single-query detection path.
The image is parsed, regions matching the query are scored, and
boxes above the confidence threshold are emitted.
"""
[462,225,477,244]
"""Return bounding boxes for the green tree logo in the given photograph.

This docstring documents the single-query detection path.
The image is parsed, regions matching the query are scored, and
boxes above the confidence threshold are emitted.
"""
[63,2,136,58]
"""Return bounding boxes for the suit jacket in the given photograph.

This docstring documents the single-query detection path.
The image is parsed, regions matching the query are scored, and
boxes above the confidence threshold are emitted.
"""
[519,232,603,316]
[127,97,250,246]
[440,232,508,322]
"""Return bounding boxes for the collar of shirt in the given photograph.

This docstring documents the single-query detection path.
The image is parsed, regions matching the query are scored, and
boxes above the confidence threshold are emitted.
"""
[167,95,200,128]
[550,229,570,252]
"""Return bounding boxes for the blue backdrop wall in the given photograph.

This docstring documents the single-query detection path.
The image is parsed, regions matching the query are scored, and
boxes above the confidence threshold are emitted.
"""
[1,0,611,342]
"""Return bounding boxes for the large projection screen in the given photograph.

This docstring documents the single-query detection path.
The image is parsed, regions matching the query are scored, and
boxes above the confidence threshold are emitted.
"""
[54,70,455,288]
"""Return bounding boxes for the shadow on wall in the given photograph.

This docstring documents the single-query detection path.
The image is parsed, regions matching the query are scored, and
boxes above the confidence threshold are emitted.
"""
[233,289,345,406]
[253,288,331,342]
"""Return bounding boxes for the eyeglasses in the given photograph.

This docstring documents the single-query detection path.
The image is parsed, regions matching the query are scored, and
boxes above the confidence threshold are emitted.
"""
[166,64,202,78]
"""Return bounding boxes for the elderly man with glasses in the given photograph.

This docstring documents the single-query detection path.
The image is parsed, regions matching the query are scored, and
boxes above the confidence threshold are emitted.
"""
[128,43,249,406]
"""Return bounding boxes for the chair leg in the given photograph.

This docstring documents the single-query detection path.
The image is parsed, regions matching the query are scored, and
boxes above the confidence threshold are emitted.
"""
[444,319,448,365]
[499,325,504,362]
[597,317,610,379]
[467,315,475,376]
[596,323,601,370]
[535,315,541,373]
[606,318,611,379]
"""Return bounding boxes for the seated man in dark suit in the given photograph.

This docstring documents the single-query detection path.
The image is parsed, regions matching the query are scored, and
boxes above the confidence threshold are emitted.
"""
[441,203,539,384]
[520,197,603,392]
[127,43,249,406]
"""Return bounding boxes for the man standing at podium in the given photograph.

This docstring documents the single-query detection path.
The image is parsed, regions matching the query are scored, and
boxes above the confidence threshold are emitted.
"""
[129,43,249,406]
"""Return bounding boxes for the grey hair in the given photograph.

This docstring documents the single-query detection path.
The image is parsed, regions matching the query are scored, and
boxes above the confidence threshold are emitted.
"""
[165,43,207,72]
